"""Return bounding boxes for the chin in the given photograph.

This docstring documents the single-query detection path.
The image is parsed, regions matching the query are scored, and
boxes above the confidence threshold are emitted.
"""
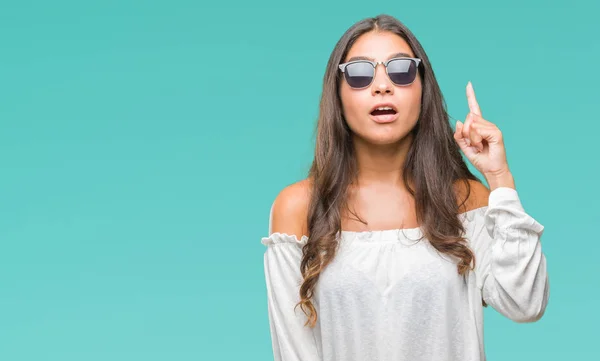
[372,137,406,145]
[348,117,416,145]
[362,132,408,145]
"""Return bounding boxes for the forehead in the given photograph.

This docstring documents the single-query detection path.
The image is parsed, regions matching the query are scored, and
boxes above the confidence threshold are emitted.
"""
[344,31,415,62]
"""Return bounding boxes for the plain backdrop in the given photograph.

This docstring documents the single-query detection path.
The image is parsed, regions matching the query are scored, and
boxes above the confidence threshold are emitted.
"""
[1,0,598,360]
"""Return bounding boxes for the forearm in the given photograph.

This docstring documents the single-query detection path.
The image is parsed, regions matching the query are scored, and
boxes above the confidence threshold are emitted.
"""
[481,187,549,323]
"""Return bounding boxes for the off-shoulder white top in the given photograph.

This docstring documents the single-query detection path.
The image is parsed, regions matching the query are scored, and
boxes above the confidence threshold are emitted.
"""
[261,187,548,361]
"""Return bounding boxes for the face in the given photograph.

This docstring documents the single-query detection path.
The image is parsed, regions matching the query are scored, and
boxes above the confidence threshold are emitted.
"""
[340,31,422,145]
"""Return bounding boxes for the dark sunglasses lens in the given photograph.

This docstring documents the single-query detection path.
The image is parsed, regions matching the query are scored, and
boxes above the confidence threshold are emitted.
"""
[387,59,417,85]
[344,62,374,88]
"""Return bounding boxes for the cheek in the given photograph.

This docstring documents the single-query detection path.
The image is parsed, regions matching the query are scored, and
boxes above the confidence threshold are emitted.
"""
[340,86,361,120]
[407,89,422,115]
[401,83,423,120]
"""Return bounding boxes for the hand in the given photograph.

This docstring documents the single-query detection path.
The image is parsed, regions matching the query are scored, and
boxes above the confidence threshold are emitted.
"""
[453,81,511,180]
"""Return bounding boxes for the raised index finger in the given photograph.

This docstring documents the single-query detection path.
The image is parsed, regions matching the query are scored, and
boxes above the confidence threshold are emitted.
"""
[466,81,482,116]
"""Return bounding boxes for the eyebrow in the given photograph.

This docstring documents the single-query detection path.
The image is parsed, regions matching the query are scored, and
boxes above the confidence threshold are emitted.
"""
[346,52,413,62]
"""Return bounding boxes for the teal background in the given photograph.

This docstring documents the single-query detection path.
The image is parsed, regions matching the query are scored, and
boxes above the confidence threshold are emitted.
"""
[1,0,597,359]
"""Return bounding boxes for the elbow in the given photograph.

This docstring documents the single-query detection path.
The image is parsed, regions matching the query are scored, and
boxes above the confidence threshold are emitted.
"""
[502,262,550,323]
[511,283,550,323]
[494,280,550,323]
[511,301,548,323]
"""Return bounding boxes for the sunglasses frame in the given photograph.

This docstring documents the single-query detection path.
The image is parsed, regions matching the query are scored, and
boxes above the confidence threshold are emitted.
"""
[338,57,422,89]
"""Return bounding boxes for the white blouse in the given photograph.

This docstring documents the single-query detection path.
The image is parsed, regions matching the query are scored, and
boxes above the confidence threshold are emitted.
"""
[261,187,548,361]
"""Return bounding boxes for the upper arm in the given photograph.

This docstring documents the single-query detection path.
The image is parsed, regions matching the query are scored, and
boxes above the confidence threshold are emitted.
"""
[269,179,311,238]
[455,179,491,212]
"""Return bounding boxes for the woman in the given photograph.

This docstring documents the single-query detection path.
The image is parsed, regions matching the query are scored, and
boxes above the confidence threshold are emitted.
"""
[261,14,548,361]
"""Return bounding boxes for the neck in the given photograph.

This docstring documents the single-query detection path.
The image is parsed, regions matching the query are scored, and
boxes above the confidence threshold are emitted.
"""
[351,132,414,189]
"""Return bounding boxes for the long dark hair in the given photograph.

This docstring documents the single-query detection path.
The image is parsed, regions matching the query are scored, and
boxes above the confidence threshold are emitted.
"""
[295,14,483,328]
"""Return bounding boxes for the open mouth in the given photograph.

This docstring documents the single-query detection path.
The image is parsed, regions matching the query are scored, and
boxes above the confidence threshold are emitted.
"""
[369,106,398,123]
[370,108,397,116]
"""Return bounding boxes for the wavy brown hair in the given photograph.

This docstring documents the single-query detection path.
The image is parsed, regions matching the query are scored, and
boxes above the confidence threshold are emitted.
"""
[293,14,486,328]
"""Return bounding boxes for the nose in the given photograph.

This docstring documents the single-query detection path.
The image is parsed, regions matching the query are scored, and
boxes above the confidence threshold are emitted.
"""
[371,63,394,95]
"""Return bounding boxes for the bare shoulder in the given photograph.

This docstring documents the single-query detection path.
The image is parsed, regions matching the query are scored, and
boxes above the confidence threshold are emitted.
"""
[454,178,490,213]
[269,178,312,238]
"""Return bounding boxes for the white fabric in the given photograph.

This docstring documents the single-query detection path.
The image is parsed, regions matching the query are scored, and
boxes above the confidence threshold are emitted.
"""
[261,187,548,361]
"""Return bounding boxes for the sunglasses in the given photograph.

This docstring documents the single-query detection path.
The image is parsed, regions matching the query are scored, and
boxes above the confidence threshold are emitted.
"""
[338,57,422,89]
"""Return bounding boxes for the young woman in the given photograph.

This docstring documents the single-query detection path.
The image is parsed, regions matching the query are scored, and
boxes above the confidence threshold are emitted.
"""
[261,14,548,361]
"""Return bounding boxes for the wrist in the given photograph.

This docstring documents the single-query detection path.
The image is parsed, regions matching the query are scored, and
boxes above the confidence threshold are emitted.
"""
[484,169,515,191]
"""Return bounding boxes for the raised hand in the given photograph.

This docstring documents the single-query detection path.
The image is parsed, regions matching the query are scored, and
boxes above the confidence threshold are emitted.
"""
[454,82,512,183]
